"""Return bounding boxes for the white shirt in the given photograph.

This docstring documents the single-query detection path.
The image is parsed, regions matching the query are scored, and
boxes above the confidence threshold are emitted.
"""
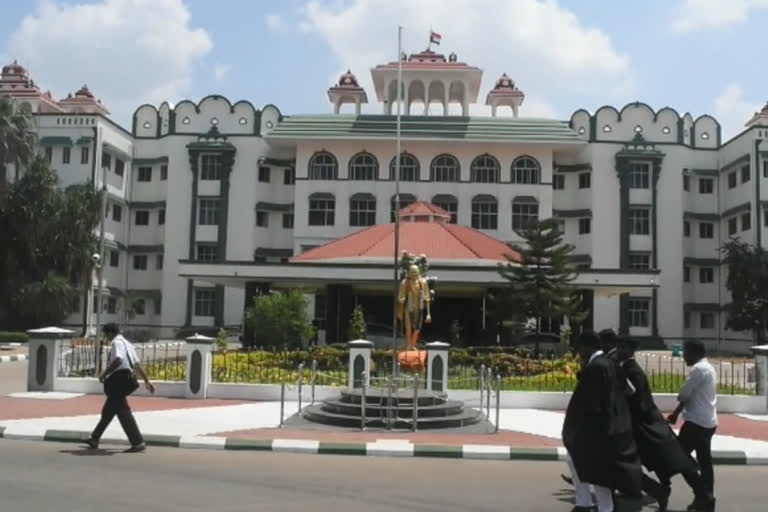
[679,358,718,428]
[107,334,139,376]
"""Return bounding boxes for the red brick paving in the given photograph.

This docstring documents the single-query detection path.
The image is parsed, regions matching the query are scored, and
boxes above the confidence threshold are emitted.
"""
[714,414,768,441]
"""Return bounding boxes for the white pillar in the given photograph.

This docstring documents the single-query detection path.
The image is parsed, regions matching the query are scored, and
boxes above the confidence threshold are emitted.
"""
[513,105,519,118]
[443,84,449,115]
[26,327,73,392]
[333,99,341,114]
[185,334,214,399]
[403,82,410,115]
[491,103,498,117]
[355,99,361,115]
[348,339,373,389]
[426,341,450,394]
[752,345,768,407]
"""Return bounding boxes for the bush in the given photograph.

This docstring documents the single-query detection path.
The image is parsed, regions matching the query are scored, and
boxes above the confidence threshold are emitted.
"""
[244,290,314,348]
[0,331,29,344]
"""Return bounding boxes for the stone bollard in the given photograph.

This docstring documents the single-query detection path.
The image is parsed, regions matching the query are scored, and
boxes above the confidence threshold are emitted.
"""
[751,344,768,409]
[426,341,450,394]
[185,333,215,399]
[26,327,74,392]
[347,339,373,389]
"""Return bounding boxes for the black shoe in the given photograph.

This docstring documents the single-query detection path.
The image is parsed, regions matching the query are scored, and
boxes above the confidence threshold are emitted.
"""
[83,438,98,450]
[561,473,574,486]
[656,485,671,512]
[124,442,146,453]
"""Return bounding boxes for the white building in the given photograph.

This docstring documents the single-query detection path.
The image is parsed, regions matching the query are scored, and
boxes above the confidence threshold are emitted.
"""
[3,47,767,352]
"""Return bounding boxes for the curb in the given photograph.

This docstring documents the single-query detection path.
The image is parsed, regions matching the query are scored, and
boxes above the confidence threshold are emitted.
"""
[0,354,26,364]
[0,427,763,464]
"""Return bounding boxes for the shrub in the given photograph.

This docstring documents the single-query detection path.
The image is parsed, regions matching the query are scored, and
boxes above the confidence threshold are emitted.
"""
[215,328,228,352]
[244,290,314,348]
[0,331,29,344]
[347,305,367,341]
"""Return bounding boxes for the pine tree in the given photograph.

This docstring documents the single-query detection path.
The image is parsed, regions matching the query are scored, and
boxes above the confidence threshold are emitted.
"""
[497,218,587,355]
[347,304,367,341]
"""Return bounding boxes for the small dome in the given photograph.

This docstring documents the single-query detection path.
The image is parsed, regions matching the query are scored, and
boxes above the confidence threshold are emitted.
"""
[494,73,517,90]
[2,59,28,76]
[337,70,359,88]
[74,84,95,98]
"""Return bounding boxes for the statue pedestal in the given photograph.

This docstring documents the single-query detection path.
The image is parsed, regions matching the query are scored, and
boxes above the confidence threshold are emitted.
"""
[398,350,426,372]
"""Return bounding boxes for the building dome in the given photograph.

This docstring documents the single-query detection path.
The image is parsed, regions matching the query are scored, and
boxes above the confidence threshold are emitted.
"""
[494,73,517,91]
[2,60,28,77]
[74,84,95,98]
[337,70,360,88]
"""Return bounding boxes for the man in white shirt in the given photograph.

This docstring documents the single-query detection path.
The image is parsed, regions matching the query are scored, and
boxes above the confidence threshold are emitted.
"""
[85,323,155,452]
[667,340,717,512]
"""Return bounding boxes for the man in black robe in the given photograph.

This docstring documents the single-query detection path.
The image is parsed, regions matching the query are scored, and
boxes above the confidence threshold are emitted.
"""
[617,336,698,512]
[562,331,642,512]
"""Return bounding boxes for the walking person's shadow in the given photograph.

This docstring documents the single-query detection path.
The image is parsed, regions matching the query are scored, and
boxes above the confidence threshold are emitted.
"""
[59,448,116,456]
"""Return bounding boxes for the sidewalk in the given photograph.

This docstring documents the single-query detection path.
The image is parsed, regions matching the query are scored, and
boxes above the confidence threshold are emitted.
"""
[1,392,767,464]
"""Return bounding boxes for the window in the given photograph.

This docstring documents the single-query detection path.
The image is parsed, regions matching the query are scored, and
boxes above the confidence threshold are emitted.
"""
[349,153,378,181]
[728,217,738,236]
[727,171,737,189]
[45,146,52,164]
[683,221,690,237]
[115,159,124,177]
[431,195,458,224]
[198,198,219,225]
[764,160,768,178]
[431,154,460,182]
[107,297,117,314]
[390,153,419,181]
[684,311,691,329]
[471,196,498,230]
[154,254,163,270]
[258,166,271,183]
[158,208,165,225]
[135,210,149,226]
[511,156,540,184]
[196,244,218,261]
[629,208,650,235]
[741,165,751,183]
[700,312,715,329]
[109,250,119,268]
[699,178,713,194]
[112,204,122,222]
[200,155,221,180]
[742,212,751,231]
[308,195,335,226]
[102,152,111,169]
[138,166,152,182]
[81,146,89,164]
[553,174,565,190]
[683,174,689,191]
[282,213,294,229]
[349,195,376,227]
[283,168,295,185]
[308,152,338,180]
[390,194,416,221]
[683,265,690,282]
[628,253,650,270]
[629,163,650,189]
[470,154,499,183]
[628,298,650,327]
[699,222,714,239]
[765,210,768,227]
[62,147,71,164]
[578,218,591,234]
[512,202,539,231]
[578,172,591,189]
[699,267,714,283]
[194,289,216,317]
[154,297,162,315]
[256,210,269,227]
[133,255,148,270]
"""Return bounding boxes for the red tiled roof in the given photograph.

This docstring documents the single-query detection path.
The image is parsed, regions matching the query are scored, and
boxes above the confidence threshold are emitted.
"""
[398,201,450,217]
[291,222,521,263]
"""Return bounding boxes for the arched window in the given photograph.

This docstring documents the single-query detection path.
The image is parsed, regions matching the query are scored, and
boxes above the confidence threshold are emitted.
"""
[308,151,338,180]
[432,194,458,224]
[511,196,539,232]
[389,153,419,182]
[349,193,377,227]
[390,193,417,221]
[511,156,540,184]
[470,154,500,183]
[471,194,498,230]
[430,154,459,182]
[308,192,335,226]
[349,152,378,181]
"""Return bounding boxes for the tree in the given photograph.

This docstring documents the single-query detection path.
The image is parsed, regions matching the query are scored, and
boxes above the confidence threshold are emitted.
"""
[0,96,37,197]
[347,304,367,341]
[244,290,315,348]
[497,218,588,355]
[720,239,768,343]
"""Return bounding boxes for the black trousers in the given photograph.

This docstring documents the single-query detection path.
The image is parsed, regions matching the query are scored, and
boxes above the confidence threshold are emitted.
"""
[678,421,717,500]
[90,370,143,446]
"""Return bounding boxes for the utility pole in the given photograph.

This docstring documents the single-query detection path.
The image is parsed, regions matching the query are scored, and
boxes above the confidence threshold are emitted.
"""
[391,25,403,381]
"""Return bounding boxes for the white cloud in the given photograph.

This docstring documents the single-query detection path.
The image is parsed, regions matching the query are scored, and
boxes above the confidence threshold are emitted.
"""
[214,63,230,82]
[3,0,212,124]
[298,0,633,119]
[713,83,763,139]
[672,0,768,33]
[266,13,283,30]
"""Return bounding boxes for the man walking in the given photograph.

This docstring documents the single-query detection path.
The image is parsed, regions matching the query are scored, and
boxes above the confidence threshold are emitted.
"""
[668,340,718,512]
[85,323,155,452]
[562,331,642,512]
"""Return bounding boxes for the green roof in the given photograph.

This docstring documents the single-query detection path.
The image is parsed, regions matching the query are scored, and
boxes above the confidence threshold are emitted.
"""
[265,115,584,144]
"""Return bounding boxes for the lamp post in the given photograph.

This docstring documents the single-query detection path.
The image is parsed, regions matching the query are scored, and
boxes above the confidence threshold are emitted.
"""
[93,158,108,375]
[391,25,403,382]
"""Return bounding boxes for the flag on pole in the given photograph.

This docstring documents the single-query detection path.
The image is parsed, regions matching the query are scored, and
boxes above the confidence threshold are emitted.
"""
[430,31,441,45]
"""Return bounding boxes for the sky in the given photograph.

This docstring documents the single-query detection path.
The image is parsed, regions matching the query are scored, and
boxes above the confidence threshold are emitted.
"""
[0,0,766,140]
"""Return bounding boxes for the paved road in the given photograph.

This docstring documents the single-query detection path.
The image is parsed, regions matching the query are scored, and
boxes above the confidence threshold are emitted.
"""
[1,440,767,511]
[0,359,26,395]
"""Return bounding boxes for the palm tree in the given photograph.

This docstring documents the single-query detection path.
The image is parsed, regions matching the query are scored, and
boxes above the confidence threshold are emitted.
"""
[0,96,37,196]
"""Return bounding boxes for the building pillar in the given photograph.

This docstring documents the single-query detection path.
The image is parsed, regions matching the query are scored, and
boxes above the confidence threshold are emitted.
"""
[325,284,354,344]
[426,341,450,394]
[348,339,373,389]
[185,333,215,399]
[443,85,449,115]
[355,99,361,115]
[491,103,498,117]
[26,327,73,392]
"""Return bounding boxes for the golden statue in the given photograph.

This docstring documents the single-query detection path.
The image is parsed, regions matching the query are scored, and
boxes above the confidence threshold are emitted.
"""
[397,264,432,350]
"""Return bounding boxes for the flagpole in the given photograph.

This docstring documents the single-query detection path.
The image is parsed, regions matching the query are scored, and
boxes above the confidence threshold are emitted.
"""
[391,25,403,383]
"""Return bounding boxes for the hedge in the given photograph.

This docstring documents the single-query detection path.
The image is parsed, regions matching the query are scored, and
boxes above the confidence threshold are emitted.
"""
[0,332,29,344]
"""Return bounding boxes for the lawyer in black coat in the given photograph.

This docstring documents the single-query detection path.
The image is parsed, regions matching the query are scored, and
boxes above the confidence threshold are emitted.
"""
[562,331,643,498]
